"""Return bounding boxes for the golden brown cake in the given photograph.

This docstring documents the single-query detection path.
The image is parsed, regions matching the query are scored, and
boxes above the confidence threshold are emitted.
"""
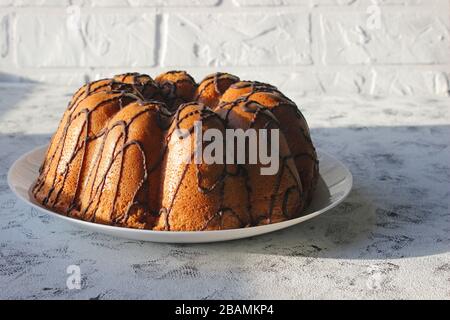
[32,71,319,231]
[215,100,303,225]
[216,81,319,206]
[155,102,251,231]
[32,90,137,214]
[73,101,169,229]
[113,72,161,101]
[155,70,197,112]
[195,72,240,109]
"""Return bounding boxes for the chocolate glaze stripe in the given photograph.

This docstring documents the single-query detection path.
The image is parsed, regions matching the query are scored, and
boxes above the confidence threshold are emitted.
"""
[111,140,149,224]
[84,139,147,223]
[54,107,116,207]
[163,154,191,231]
[162,102,247,230]
[110,105,161,222]
[53,108,90,207]
[241,165,254,225]
[163,70,197,84]
[85,125,127,220]
[228,80,296,105]
[201,207,246,231]
[34,72,317,230]
[218,93,310,140]
[36,107,79,205]
[267,157,286,223]
[294,152,319,163]
[217,94,304,224]
[117,72,140,82]
[119,141,149,224]
[34,93,132,196]
[247,108,303,222]
[194,72,240,100]
[34,94,131,198]
[220,81,319,203]
[107,121,128,222]
[159,78,196,99]
[254,110,301,221]
[33,94,137,210]
[76,123,111,214]
[82,132,125,221]
[88,104,163,222]
[194,109,228,194]
[156,72,198,112]
[34,75,170,225]
[80,107,161,223]
[119,73,161,102]
[294,152,320,200]
[68,78,112,111]
[282,185,300,218]
[70,75,158,114]
[230,81,276,90]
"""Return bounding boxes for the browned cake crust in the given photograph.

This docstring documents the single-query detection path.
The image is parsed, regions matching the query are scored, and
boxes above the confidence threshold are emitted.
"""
[73,101,169,229]
[32,91,137,214]
[155,102,251,231]
[215,100,303,225]
[155,70,197,112]
[195,72,240,109]
[216,81,319,206]
[113,72,161,101]
[32,71,319,231]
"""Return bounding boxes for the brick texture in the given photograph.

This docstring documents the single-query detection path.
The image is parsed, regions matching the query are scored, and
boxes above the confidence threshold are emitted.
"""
[320,11,450,65]
[16,13,156,67]
[90,0,220,6]
[0,14,9,60]
[0,0,448,97]
[232,0,309,6]
[163,12,311,67]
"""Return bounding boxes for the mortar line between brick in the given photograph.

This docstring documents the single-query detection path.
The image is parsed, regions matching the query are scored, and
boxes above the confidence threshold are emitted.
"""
[153,14,162,67]
[0,5,441,14]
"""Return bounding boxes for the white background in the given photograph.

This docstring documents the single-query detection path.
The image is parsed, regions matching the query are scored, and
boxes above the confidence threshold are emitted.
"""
[0,0,449,97]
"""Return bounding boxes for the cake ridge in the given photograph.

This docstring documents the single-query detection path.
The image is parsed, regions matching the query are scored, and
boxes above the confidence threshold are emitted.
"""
[33,93,138,213]
[32,71,319,231]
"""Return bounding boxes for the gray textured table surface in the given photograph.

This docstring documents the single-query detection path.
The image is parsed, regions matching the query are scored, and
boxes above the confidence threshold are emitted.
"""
[0,83,449,299]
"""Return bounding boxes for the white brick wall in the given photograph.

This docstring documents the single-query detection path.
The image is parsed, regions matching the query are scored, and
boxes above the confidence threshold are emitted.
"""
[0,0,449,97]
[16,13,156,67]
[163,12,311,67]
[320,11,450,65]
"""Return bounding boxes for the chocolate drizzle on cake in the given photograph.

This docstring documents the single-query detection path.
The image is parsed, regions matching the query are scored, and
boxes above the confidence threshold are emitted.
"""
[155,71,198,112]
[78,105,165,225]
[195,72,240,98]
[32,71,319,231]
[216,80,319,206]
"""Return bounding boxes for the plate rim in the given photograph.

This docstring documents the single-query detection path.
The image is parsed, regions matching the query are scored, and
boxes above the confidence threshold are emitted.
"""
[7,144,353,240]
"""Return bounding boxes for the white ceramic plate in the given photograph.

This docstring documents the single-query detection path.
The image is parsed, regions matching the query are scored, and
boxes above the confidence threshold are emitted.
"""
[8,145,352,243]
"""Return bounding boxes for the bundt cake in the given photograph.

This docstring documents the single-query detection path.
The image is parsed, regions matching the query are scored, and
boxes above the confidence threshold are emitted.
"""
[32,71,319,231]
